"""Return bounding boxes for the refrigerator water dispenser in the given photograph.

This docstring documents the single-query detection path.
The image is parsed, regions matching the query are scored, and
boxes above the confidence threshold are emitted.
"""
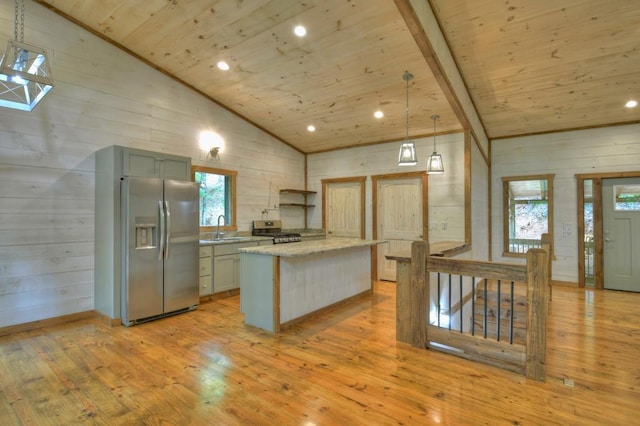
[135,219,157,249]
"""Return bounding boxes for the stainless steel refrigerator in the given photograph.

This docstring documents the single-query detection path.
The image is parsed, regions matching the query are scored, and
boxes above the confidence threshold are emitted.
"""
[120,177,199,326]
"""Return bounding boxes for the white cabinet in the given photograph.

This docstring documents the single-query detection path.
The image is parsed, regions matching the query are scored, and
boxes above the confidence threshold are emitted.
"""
[213,254,238,293]
[213,241,267,293]
[199,246,213,296]
[122,147,191,180]
[199,240,271,296]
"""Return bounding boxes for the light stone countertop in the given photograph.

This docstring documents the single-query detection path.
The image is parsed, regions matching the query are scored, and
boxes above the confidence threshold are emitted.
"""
[284,228,326,237]
[239,237,387,258]
[199,236,272,246]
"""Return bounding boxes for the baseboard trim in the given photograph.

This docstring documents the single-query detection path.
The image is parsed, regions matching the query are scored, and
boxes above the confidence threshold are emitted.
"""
[552,280,578,288]
[0,310,96,337]
[94,311,122,327]
[199,288,239,303]
[278,288,373,332]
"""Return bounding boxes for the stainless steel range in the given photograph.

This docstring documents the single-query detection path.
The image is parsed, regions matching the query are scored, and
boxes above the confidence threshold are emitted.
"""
[252,220,301,244]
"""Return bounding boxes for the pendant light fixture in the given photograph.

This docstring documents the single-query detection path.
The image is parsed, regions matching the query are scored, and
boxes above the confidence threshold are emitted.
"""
[426,114,445,174]
[398,71,417,166]
[0,0,54,111]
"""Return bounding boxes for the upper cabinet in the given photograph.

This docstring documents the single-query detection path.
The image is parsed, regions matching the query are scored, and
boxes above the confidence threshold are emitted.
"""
[122,147,191,180]
[279,189,316,208]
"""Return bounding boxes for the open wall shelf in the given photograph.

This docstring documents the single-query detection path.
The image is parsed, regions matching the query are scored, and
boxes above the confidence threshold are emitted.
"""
[279,189,316,208]
[280,189,316,195]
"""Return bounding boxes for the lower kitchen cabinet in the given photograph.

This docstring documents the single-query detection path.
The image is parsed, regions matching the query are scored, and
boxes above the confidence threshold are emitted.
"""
[200,240,271,296]
[213,240,273,293]
[213,254,238,293]
[199,246,213,296]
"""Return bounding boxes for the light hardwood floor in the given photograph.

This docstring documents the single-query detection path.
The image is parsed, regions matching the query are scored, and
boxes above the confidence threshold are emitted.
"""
[0,282,638,425]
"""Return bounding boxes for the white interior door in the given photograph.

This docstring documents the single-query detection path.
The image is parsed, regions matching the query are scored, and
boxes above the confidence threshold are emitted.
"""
[377,177,423,281]
[325,181,363,238]
[603,177,640,292]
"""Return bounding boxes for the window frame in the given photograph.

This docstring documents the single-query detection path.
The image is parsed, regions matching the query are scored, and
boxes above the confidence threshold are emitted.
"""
[502,174,555,258]
[191,165,237,232]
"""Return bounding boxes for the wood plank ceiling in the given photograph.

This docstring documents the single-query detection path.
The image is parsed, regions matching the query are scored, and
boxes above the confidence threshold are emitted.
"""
[35,0,640,153]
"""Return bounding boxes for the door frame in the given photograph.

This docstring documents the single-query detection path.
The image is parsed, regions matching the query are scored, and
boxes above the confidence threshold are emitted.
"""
[321,176,367,239]
[576,171,640,289]
[371,171,428,280]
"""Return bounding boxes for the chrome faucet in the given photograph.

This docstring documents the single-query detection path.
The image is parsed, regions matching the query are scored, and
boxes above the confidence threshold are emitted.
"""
[215,215,225,240]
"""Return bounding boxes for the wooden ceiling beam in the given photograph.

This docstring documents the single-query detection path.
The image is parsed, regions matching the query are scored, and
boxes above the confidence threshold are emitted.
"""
[394,0,489,164]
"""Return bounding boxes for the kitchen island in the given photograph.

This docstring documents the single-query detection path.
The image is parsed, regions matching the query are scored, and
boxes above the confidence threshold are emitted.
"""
[239,238,386,332]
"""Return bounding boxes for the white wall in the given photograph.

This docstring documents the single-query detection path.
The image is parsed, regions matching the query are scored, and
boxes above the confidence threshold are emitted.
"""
[468,138,490,261]
[0,2,304,327]
[491,123,640,283]
[307,132,466,241]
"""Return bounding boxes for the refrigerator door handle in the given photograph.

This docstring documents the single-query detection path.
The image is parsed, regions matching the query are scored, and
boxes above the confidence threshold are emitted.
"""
[165,200,171,259]
[159,200,166,261]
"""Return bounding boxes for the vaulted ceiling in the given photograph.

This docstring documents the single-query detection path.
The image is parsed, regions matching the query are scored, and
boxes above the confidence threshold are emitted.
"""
[35,0,640,154]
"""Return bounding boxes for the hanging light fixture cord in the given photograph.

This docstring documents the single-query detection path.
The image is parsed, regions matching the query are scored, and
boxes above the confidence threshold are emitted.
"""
[12,0,24,60]
[14,0,24,43]
[431,114,440,150]
[403,71,413,140]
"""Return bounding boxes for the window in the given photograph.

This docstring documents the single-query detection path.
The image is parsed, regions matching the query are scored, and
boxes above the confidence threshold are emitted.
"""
[502,174,554,256]
[613,183,640,211]
[192,166,237,231]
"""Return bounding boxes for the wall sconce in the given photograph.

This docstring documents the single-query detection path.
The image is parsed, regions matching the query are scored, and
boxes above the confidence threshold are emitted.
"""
[199,130,224,160]
[426,115,444,174]
[209,146,220,158]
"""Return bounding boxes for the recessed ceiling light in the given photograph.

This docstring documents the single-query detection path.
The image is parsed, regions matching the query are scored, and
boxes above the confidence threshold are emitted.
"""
[294,25,307,37]
[217,61,230,71]
[307,125,316,132]
[374,110,384,119]
[626,100,638,108]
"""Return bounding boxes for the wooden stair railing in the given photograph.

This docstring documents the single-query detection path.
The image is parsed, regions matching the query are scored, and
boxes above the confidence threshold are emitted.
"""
[541,233,553,300]
[472,279,528,345]
[394,237,550,381]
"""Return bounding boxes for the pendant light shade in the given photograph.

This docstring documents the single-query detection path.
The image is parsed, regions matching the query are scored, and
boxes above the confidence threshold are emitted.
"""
[0,1,54,111]
[398,141,417,165]
[398,71,417,166]
[426,152,444,174]
[426,114,445,174]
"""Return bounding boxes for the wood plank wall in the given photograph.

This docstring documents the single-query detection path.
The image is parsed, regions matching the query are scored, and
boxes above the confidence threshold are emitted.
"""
[467,136,490,261]
[491,123,640,283]
[0,2,304,328]
[306,132,466,242]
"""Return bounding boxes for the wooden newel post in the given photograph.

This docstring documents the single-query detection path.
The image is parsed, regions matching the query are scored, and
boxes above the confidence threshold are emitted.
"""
[408,240,428,348]
[541,233,553,301]
[525,248,549,381]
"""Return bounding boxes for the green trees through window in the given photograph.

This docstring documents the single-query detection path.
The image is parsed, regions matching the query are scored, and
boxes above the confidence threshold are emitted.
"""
[502,174,555,256]
[192,166,237,230]
[613,183,640,211]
